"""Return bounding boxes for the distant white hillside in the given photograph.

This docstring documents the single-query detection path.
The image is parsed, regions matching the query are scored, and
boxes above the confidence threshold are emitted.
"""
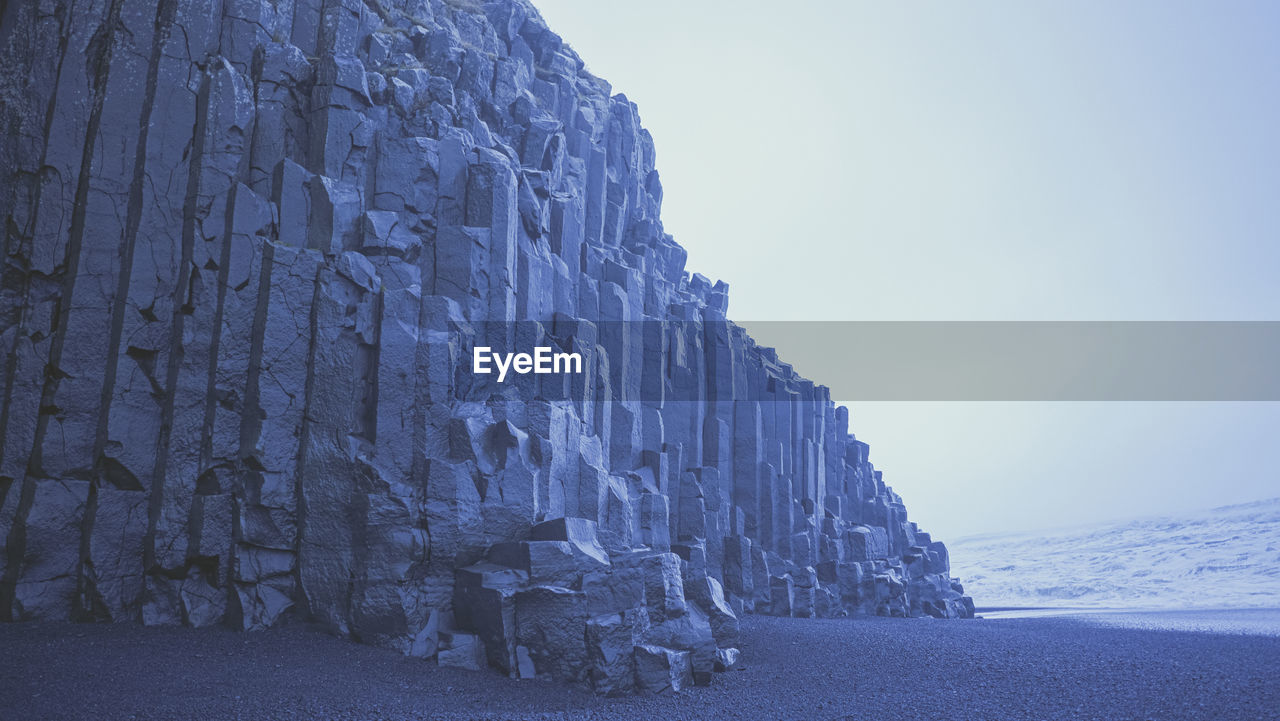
[951,498,1280,610]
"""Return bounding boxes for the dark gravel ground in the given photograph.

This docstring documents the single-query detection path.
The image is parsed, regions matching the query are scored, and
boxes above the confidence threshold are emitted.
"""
[2,612,1278,721]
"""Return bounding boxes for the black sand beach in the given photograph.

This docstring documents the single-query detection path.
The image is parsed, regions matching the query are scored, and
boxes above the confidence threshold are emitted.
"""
[3,611,1277,721]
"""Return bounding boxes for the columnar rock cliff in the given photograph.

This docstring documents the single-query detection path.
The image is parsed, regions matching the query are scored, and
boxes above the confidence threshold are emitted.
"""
[0,0,972,694]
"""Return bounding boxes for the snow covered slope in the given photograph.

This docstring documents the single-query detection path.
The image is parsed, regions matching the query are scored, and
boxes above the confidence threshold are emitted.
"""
[951,498,1280,610]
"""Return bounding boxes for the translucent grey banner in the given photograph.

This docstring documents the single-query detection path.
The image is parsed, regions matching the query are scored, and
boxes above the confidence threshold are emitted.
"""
[740,321,1280,401]
[448,321,1280,402]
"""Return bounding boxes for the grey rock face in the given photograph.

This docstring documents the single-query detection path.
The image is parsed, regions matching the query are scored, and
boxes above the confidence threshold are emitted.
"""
[0,0,972,694]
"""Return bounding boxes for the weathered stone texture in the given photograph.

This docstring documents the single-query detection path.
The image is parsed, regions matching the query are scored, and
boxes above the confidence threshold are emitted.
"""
[0,0,972,694]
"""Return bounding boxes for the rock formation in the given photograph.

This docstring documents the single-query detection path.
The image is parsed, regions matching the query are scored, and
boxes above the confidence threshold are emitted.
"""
[0,0,973,694]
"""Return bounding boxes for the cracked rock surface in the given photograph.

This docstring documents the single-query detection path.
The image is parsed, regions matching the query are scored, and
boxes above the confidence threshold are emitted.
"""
[0,0,972,693]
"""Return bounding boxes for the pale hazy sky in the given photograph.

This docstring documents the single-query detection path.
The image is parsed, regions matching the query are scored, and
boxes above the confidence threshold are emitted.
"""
[533,1,1280,542]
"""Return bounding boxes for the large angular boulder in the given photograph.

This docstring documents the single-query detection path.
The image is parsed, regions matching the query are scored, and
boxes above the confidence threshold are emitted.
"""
[586,607,649,695]
[454,563,526,674]
[515,586,589,683]
[613,551,687,624]
[634,645,692,694]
